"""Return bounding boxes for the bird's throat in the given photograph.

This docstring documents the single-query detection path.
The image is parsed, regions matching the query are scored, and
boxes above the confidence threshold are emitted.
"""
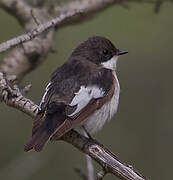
[101,56,118,70]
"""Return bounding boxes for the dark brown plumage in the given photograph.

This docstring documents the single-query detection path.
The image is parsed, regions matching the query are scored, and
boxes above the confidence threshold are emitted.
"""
[24,36,128,152]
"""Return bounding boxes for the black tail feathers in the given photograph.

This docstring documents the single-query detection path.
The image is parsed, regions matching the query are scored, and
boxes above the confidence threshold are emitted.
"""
[24,102,66,152]
[24,130,51,152]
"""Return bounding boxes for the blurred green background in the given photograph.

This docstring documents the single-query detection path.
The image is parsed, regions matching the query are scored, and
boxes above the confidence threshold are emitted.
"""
[0,1,173,180]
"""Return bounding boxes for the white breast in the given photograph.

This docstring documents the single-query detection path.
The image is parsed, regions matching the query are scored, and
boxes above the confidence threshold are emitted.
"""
[77,71,120,134]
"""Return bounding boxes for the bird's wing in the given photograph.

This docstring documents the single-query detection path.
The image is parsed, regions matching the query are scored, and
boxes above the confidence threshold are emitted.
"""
[24,59,115,152]
[50,79,116,141]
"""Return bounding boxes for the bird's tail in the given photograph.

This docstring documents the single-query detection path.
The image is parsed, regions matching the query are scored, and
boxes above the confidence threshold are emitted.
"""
[24,102,66,152]
[24,128,51,152]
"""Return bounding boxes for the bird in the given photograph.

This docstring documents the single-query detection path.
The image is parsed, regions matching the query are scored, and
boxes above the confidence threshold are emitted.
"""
[24,36,128,152]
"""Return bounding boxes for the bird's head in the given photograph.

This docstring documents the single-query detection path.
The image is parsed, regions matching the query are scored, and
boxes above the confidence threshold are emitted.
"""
[71,36,128,70]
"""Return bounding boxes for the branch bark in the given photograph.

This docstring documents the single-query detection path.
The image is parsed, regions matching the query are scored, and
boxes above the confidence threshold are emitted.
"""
[0,10,83,54]
[0,72,38,117]
[0,0,34,26]
[63,132,146,180]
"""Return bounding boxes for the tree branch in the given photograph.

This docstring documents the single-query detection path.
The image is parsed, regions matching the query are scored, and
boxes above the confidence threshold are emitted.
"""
[0,73,147,180]
[63,131,146,180]
[85,154,95,180]
[52,0,118,23]
[0,10,83,54]
[0,0,33,26]
[0,72,38,117]
[0,7,55,80]
[83,130,95,180]
[0,0,122,54]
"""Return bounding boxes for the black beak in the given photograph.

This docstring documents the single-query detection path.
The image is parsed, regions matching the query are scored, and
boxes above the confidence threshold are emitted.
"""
[117,50,128,56]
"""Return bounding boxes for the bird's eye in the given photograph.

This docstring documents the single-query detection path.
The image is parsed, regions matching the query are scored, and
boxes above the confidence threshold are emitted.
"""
[102,49,108,55]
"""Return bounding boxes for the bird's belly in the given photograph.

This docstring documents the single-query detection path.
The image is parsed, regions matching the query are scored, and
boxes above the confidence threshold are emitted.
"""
[83,86,120,134]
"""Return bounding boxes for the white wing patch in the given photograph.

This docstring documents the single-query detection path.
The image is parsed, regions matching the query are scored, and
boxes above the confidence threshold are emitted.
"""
[39,82,52,109]
[68,85,105,117]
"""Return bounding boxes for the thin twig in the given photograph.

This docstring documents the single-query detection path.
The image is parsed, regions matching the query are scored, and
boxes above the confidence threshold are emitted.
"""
[20,84,32,95]
[83,129,95,180]
[85,155,95,180]
[0,10,83,53]
[30,9,41,25]
[95,169,107,180]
